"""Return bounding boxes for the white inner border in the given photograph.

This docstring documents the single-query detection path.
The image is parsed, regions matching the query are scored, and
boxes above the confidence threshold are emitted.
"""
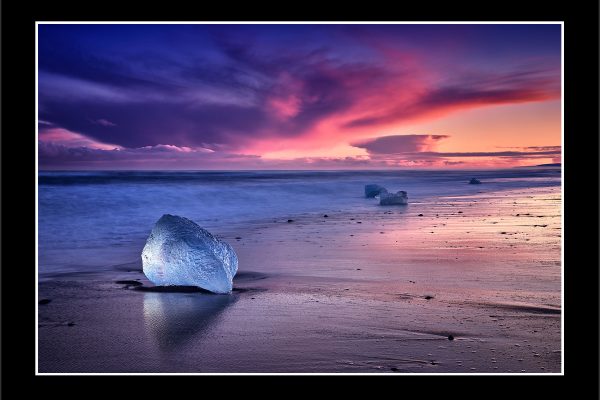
[35,20,564,376]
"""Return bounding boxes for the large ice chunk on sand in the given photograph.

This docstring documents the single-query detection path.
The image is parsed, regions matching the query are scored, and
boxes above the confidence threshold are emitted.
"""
[365,184,388,198]
[380,191,408,205]
[141,214,238,294]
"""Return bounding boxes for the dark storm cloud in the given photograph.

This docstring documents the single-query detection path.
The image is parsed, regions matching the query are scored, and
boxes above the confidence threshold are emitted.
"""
[351,134,449,154]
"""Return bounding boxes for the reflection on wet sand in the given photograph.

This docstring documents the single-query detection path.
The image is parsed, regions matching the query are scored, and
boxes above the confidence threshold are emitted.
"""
[143,291,237,351]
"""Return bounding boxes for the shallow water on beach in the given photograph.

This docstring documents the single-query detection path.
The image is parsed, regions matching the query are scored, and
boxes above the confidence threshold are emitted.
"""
[38,168,560,275]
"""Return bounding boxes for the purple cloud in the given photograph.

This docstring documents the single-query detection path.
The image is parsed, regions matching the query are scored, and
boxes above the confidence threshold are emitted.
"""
[92,119,117,127]
[38,141,259,169]
[351,134,449,154]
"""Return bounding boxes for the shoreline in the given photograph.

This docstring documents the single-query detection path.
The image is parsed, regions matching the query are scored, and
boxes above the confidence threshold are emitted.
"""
[38,182,561,279]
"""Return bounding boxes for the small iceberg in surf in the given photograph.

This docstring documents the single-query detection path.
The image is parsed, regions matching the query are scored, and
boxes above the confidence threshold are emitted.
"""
[365,184,388,198]
[379,191,408,205]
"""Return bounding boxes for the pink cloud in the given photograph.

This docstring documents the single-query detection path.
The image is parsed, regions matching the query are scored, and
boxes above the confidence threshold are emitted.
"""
[266,72,304,120]
[137,144,209,153]
[267,95,302,120]
[38,128,121,150]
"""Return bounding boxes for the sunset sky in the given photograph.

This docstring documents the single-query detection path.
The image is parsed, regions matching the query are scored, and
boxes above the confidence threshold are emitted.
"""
[38,23,562,169]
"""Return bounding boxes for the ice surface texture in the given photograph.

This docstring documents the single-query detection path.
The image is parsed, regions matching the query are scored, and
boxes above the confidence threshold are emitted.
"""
[365,184,388,198]
[380,191,408,205]
[141,214,238,294]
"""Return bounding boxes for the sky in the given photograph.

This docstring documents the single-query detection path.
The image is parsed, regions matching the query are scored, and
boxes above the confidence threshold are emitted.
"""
[38,23,562,170]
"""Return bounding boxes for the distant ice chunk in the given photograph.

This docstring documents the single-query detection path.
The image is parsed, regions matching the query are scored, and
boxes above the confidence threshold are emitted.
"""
[141,214,238,294]
[380,191,408,205]
[365,184,388,198]
[469,178,482,184]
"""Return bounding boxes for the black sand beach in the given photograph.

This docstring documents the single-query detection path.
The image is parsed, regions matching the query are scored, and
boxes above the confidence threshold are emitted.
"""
[38,186,561,373]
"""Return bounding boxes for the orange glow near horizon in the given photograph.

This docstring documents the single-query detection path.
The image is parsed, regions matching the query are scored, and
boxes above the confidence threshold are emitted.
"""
[251,99,561,168]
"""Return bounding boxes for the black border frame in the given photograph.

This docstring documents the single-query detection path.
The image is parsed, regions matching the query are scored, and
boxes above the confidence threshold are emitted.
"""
[2,0,598,397]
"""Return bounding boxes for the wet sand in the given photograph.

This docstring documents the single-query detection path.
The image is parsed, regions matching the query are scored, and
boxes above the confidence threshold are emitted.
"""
[38,186,561,373]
